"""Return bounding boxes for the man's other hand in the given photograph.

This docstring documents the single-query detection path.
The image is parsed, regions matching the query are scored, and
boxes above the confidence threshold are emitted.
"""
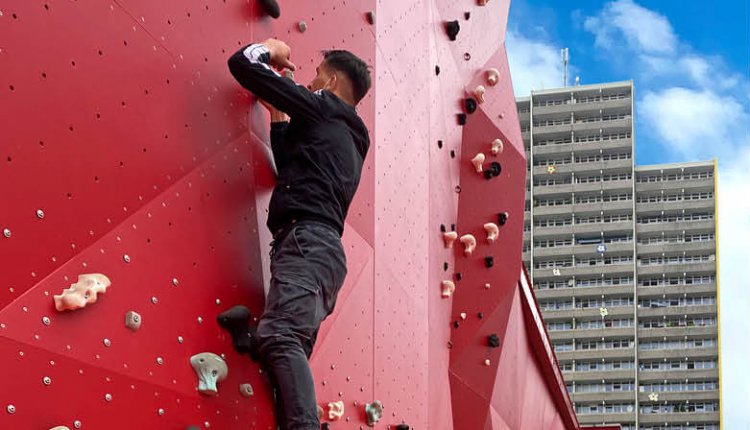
[260,99,290,123]
[262,38,296,72]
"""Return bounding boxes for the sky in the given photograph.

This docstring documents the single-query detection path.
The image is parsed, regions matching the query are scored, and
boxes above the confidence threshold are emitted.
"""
[505,0,750,428]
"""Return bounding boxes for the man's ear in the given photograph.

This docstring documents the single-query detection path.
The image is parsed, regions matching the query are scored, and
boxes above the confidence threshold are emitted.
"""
[325,73,338,91]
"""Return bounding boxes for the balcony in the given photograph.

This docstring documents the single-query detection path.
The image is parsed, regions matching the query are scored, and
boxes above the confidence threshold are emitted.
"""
[556,347,635,361]
[637,304,717,318]
[578,412,636,426]
[570,390,636,403]
[638,345,718,360]
[635,177,713,192]
[636,240,716,255]
[637,261,716,276]
[532,122,573,135]
[638,411,720,424]
[563,368,635,382]
[533,182,574,196]
[550,326,635,341]
[571,199,632,214]
[571,179,633,194]
[638,368,719,382]
[637,325,718,339]
[636,219,715,234]
[571,221,634,236]
[636,197,715,213]
[534,245,577,258]
[636,282,717,298]
[572,117,632,134]
[572,263,634,277]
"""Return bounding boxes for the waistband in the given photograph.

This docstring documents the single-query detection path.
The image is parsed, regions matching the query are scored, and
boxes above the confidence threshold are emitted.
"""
[272,218,340,241]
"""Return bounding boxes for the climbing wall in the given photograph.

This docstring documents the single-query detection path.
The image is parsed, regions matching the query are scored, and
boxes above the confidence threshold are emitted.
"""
[0,0,594,429]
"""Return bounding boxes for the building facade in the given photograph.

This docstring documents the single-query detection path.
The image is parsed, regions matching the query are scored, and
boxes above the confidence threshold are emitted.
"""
[517,81,721,430]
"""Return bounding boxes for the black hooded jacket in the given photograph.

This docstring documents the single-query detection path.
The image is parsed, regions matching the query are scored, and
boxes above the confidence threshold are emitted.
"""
[227,44,370,236]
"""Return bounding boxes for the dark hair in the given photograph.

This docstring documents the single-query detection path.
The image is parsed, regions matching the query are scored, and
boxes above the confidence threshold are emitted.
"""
[322,50,371,104]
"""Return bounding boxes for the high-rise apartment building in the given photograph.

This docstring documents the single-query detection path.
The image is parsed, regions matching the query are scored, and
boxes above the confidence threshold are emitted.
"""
[517,81,720,430]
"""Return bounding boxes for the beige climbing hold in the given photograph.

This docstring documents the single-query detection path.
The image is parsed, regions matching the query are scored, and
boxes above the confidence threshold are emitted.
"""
[49,427,70,430]
[442,231,458,248]
[441,280,456,298]
[459,234,476,256]
[317,405,324,419]
[491,138,504,155]
[125,311,141,331]
[328,400,344,420]
[471,153,485,173]
[53,273,111,312]
[474,85,486,104]
[484,223,499,244]
[485,283,491,289]
[239,383,254,398]
[460,312,467,320]
[486,68,500,86]
[190,352,228,396]
[485,359,491,366]
[365,400,384,427]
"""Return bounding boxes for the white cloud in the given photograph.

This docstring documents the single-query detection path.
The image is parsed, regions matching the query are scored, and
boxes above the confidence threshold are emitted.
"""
[639,87,747,158]
[583,0,676,54]
[506,30,565,96]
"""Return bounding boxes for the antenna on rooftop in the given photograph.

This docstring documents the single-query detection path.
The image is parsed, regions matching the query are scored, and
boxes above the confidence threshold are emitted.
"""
[561,48,569,87]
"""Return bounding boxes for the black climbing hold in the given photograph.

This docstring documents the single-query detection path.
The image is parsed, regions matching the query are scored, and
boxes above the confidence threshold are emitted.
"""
[445,20,460,41]
[477,312,484,319]
[464,52,471,61]
[451,224,456,231]
[186,427,201,430]
[450,150,456,158]
[453,321,460,329]
[483,170,493,180]
[437,140,443,149]
[488,334,501,348]
[498,212,508,225]
[457,113,466,125]
[435,65,441,75]
[455,272,462,281]
[465,98,477,114]
[485,256,494,268]
[464,11,471,20]
[396,425,410,430]
[217,305,260,362]
[488,161,502,176]
[366,11,376,25]
[443,262,449,271]
[440,224,446,232]
[257,0,280,19]
[322,424,331,430]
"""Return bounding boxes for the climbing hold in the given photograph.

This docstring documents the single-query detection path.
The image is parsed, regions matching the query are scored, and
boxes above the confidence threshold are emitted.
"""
[491,138,504,155]
[443,231,458,248]
[474,85,486,104]
[457,113,467,125]
[440,224,446,232]
[459,234,476,256]
[465,98,477,114]
[488,334,501,348]
[477,312,484,319]
[455,272,462,281]
[484,162,502,179]
[453,321,460,328]
[485,256,494,268]
[435,65,441,75]
[53,273,111,312]
[486,68,500,86]
[317,405,324,419]
[321,424,331,430]
[471,153,485,173]
[328,400,344,420]
[365,400,384,426]
[257,0,280,19]
[186,427,201,430]
[478,0,489,5]
[445,20,460,41]
[125,311,141,331]
[49,427,69,430]
[366,11,376,25]
[441,280,456,298]
[498,212,509,226]
[297,21,307,32]
[464,11,471,20]
[395,425,410,430]
[239,383,254,398]
[485,283,491,289]
[190,352,228,396]
[283,69,295,80]
[217,305,259,361]
[460,312,467,320]
[485,359,491,366]
[484,222,499,243]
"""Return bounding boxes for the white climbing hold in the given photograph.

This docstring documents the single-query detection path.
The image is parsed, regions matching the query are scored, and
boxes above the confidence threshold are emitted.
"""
[441,280,456,298]
[442,231,458,248]
[459,234,476,256]
[53,274,111,312]
[484,223,499,244]
[491,139,504,155]
[328,400,344,420]
[486,68,500,86]
[190,352,228,396]
[239,383,254,398]
[49,427,70,430]
[460,312,467,320]
[485,283,491,289]
[474,85,486,104]
[485,359,491,366]
[471,153,485,173]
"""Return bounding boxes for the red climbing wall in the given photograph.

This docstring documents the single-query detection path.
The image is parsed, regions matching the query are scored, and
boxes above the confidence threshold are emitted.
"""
[0,0,605,429]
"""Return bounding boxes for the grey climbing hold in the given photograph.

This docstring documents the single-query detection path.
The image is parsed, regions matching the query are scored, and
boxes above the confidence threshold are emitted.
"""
[445,20,460,41]
[190,352,228,396]
[365,400,384,426]
[297,21,307,32]
[125,311,141,331]
[257,0,280,19]
[239,383,254,398]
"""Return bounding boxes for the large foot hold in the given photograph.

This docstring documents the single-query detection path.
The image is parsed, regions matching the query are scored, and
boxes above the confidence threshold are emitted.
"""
[365,400,384,427]
[217,305,260,361]
[190,352,228,396]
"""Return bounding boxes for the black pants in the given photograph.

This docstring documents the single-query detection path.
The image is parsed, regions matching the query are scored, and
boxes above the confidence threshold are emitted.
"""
[257,221,347,430]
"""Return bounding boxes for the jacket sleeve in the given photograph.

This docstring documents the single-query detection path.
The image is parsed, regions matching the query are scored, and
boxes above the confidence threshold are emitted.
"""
[269,121,290,172]
[227,43,323,122]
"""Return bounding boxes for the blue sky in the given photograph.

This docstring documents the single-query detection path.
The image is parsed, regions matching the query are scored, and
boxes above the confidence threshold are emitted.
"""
[505,1,749,428]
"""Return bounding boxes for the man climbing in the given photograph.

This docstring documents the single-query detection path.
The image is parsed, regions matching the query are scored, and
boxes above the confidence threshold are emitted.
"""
[223,38,371,429]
